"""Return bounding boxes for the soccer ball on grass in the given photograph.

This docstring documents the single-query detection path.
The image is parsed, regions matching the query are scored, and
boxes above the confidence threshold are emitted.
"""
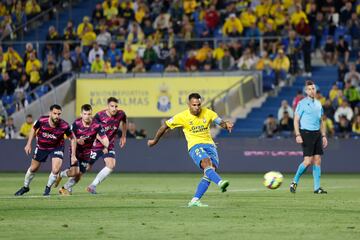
[263,171,283,189]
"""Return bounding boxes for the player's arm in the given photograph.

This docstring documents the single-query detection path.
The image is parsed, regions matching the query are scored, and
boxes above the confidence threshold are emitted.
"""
[294,113,303,144]
[119,120,127,148]
[97,134,109,149]
[147,123,169,147]
[24,127,36,155]
[67,127,77,164]
[214,117,233,133]
[320,115,328,148]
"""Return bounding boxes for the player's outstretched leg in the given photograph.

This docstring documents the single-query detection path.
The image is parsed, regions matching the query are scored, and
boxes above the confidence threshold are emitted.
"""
[188,177,210,207]
[204,167,229,193]
[59,177,78,195]
[54,169,69,188]
[290,161,309,193]
[15,167,35,196]
[87,167,113,194]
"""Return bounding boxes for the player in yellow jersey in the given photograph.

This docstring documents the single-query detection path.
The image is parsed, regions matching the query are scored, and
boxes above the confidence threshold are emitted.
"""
[148,93,234,207]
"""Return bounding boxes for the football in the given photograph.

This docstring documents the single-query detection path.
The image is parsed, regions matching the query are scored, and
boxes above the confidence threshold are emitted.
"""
[263,171,283,189]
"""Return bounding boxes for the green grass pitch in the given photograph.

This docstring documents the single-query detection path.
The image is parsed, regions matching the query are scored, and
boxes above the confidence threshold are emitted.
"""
[0,173,359,240]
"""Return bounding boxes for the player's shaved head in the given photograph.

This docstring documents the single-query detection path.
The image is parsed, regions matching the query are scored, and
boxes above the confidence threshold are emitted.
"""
[188,93,202,101]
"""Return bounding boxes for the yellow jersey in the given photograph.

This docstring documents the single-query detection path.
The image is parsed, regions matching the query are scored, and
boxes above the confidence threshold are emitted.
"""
[166,108,218,150]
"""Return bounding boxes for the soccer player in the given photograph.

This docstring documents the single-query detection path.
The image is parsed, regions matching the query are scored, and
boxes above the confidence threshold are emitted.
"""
[86,97,127,194]
[14,104,76,196]
[54,104,109,195]
[290,80,328,194]
[148,93,233,207]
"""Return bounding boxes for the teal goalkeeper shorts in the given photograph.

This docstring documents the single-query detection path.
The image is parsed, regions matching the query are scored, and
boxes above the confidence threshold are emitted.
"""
[189,144,219,169]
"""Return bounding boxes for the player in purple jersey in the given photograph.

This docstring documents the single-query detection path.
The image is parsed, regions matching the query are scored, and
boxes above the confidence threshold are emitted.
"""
[54,104,109,195]
[14,104,77,196]
[86,97,127,194]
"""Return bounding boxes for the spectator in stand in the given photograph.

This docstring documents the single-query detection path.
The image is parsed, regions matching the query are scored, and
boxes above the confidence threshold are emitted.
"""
[42,62,58,82]
[25,0,41,20]
[80,26,97,52]
[77,16,94,38]
[322,35,336,65]
[292,90,304,110]
[278,111,294,137]
[322,115,335,138]
[96,25,112,50]
[106,42,122,67]
[0,54,6,73]
[339,1,353,26]
[262,114,278,138]
[256,50,272,72]
[59,51,73,73]
[156,42,170,66]
[4,117,16,139]
[14,74,30,108]
[344,63,360,87]
[202,51,216,71]
[153,9,171,34]
[204,5,220,35]
[229,40,243,61]
[24,51,41,75]
[272,49,290,85]
[111,60,127,74]
[164,47,179,72]
[323,99,336,120]
[19,114,33,138]
[240,6,257,33]
[4,46,23,76]
[90,54,105,73]
[218,48,235,71]
[23,43,36,64]
[185,51,199,72]
[352,115,360,136]
[120,1,135,24]
[336,36,350,64]
[88,42,104,64]
[122,44,137,71]
[302,35,312,77]
[329,83,344,108]
[278,100,294,121]
[334,101,354,124]
[142,40,157,71]
[312,11,326,54]
[337,115,352,138]
[126,122,146,139]
[132,55,146,73]
[315,90,327,105]
[71,46,88,73]
[127,22,145,46]
[347,12,360,48]
[290,4,309,26]
[338,61,348,84]
[222,13,243,37]
[63,20,77,51]
[0,72,15,97]
[237,48,257,70]
[343,80,360,109]
[45,26,60,57]
[92,3,104,25]
[196,42,212,64]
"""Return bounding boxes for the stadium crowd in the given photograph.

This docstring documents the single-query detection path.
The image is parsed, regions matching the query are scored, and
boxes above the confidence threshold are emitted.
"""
[0,0,360,138]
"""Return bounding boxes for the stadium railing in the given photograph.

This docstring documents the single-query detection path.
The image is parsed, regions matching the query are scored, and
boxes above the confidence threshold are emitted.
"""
[8,72,76,129]
[203,71,262,117]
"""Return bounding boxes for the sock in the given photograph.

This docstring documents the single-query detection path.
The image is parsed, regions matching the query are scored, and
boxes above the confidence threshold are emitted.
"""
[293,163,308,184]
[60,169,69,178]
[24,168,35,188]
[313,165,321,191]
[64,177,77,190]
[91,167,113,186]
[193,177,211,200]
[204,167,222,185]
[46,172,58,188]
